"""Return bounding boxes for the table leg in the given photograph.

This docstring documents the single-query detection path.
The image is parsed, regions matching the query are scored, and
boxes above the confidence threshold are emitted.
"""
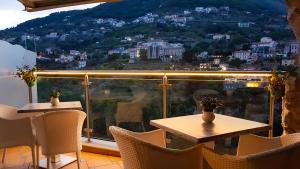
[39,155,76,169]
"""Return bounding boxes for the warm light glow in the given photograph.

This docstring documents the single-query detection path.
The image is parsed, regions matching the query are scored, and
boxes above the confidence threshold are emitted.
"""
[35,70,273,79]
[246,82,260,88]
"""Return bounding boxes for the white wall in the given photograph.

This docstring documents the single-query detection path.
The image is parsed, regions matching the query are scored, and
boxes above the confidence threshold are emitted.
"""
[0,40,37,107]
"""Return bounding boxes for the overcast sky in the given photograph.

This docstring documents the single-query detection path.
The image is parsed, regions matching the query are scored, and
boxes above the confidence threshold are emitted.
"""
[0,0,98,30]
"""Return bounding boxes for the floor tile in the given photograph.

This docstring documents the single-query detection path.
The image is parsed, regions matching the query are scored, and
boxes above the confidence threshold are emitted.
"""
[0,147,122,169]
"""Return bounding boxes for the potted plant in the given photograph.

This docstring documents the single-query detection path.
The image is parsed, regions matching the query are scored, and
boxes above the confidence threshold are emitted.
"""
[200,97,219,123]
[16,65,37,103]
[267,72,286,100]
[50,90,60,106]
[286,0,300,8]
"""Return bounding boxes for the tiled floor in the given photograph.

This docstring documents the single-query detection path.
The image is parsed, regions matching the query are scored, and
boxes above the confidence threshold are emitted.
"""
[0,147,123,169]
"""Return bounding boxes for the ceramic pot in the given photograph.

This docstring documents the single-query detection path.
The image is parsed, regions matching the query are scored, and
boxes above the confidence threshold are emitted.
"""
[202,111,215,123]
[50,97,60,106]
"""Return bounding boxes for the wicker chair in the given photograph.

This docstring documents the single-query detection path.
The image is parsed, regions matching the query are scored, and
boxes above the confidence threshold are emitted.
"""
[109,126,204,169]
[0,104,41,168]
[33,110,86,169]
[203,133,300,169]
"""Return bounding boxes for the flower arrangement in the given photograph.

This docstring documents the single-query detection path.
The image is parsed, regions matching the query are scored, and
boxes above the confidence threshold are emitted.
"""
[51,90,61,98]
[267,72,286,100]
[200,97,220,112]
[16,65,37,87]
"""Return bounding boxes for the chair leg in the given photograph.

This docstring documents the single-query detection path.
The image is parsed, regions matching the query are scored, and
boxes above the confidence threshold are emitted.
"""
[2,148,6,163]
[36,145,40,168]
[141,122,146,131]
[76,151,81,169]
[31,146,36,169]
[47,156,50,169]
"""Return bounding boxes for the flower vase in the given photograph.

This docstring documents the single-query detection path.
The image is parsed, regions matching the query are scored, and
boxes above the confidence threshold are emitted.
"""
[50,97,60,106]
[202,111,215,123]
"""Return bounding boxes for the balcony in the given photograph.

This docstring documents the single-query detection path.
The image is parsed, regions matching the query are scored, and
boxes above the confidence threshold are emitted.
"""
[34,70,276,147]
[2,69,292,169]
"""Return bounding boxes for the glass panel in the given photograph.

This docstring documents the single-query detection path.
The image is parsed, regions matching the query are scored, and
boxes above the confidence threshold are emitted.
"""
[89,78,163,140]
[36,78,87,136]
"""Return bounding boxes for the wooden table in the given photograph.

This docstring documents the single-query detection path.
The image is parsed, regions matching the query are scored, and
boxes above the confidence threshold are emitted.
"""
[18,101,83,169]
[150,114,270,144]
[18,101,83,113]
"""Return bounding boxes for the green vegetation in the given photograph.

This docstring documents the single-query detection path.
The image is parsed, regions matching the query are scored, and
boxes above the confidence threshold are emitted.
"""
[139,49,148,61]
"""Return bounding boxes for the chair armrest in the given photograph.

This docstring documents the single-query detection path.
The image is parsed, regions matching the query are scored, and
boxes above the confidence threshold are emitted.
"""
[0,117,35,147]
[237,134,282,156]
[130,129,166,148]
[203,147,247,169]
[140,144,203,169]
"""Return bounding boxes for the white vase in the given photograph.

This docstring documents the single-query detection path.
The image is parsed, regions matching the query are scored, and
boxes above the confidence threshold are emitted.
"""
[50,97,60,106]
[202,111,215,123]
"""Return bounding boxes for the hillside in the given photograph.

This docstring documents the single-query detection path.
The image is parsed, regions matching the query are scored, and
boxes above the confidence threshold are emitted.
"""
[2,0,286,32]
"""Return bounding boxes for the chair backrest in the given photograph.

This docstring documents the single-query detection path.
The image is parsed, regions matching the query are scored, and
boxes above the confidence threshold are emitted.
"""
[33,110,86,156]
[110,126,144,169]
[110,126,203,169]
[280,132,300,146]
[246,141,300,169]
[203,140,300,169]
[0,117,34,148]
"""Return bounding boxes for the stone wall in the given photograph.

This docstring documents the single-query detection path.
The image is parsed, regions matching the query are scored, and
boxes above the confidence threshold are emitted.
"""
[282,1,300,134]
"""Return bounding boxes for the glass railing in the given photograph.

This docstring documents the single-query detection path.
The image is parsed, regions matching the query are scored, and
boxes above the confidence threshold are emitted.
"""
[34,70,278,150]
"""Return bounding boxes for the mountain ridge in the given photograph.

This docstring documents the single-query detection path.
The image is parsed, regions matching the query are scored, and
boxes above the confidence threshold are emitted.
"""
[2,0,286,32]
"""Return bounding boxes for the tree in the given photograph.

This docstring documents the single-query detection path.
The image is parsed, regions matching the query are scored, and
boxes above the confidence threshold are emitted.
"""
[139,49,148,61]
[183,50,196,63]
[229,58,245,68]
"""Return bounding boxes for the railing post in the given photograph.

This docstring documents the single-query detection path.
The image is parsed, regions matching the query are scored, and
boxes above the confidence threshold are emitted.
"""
[28,86,33,103]
[84,74,93,142]
[268,94,275,137]
[160,75,171,118]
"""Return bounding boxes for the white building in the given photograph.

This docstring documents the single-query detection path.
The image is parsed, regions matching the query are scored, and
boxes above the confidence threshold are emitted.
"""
[59,34,69,41]
[95,18,105,24]
[70,50,81,56]
[238,22,251,28]
[213,34,230,40]
[213,58,221,65]
[282,59,295,66]
[124,48,137,59]
[284,42,299,55]
[79,52,88,60]
[184,10,191,15]
[251,37,277,49]
[108,47,125,55]
[173,17,187,24]
[45,48,54,54]
[205,7,219,13]
[160,43,185,61]
[115,21,126,27]
[78,60,87,68]
[46,32,58,38]
[136,40,185,61]
[195,7,205,13]
[232,50,251,61]
[55,55,74,63]
[196,51,209,59]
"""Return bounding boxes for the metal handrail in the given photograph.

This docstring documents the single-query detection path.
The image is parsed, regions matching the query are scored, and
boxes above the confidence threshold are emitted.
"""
[35,70,272,78]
